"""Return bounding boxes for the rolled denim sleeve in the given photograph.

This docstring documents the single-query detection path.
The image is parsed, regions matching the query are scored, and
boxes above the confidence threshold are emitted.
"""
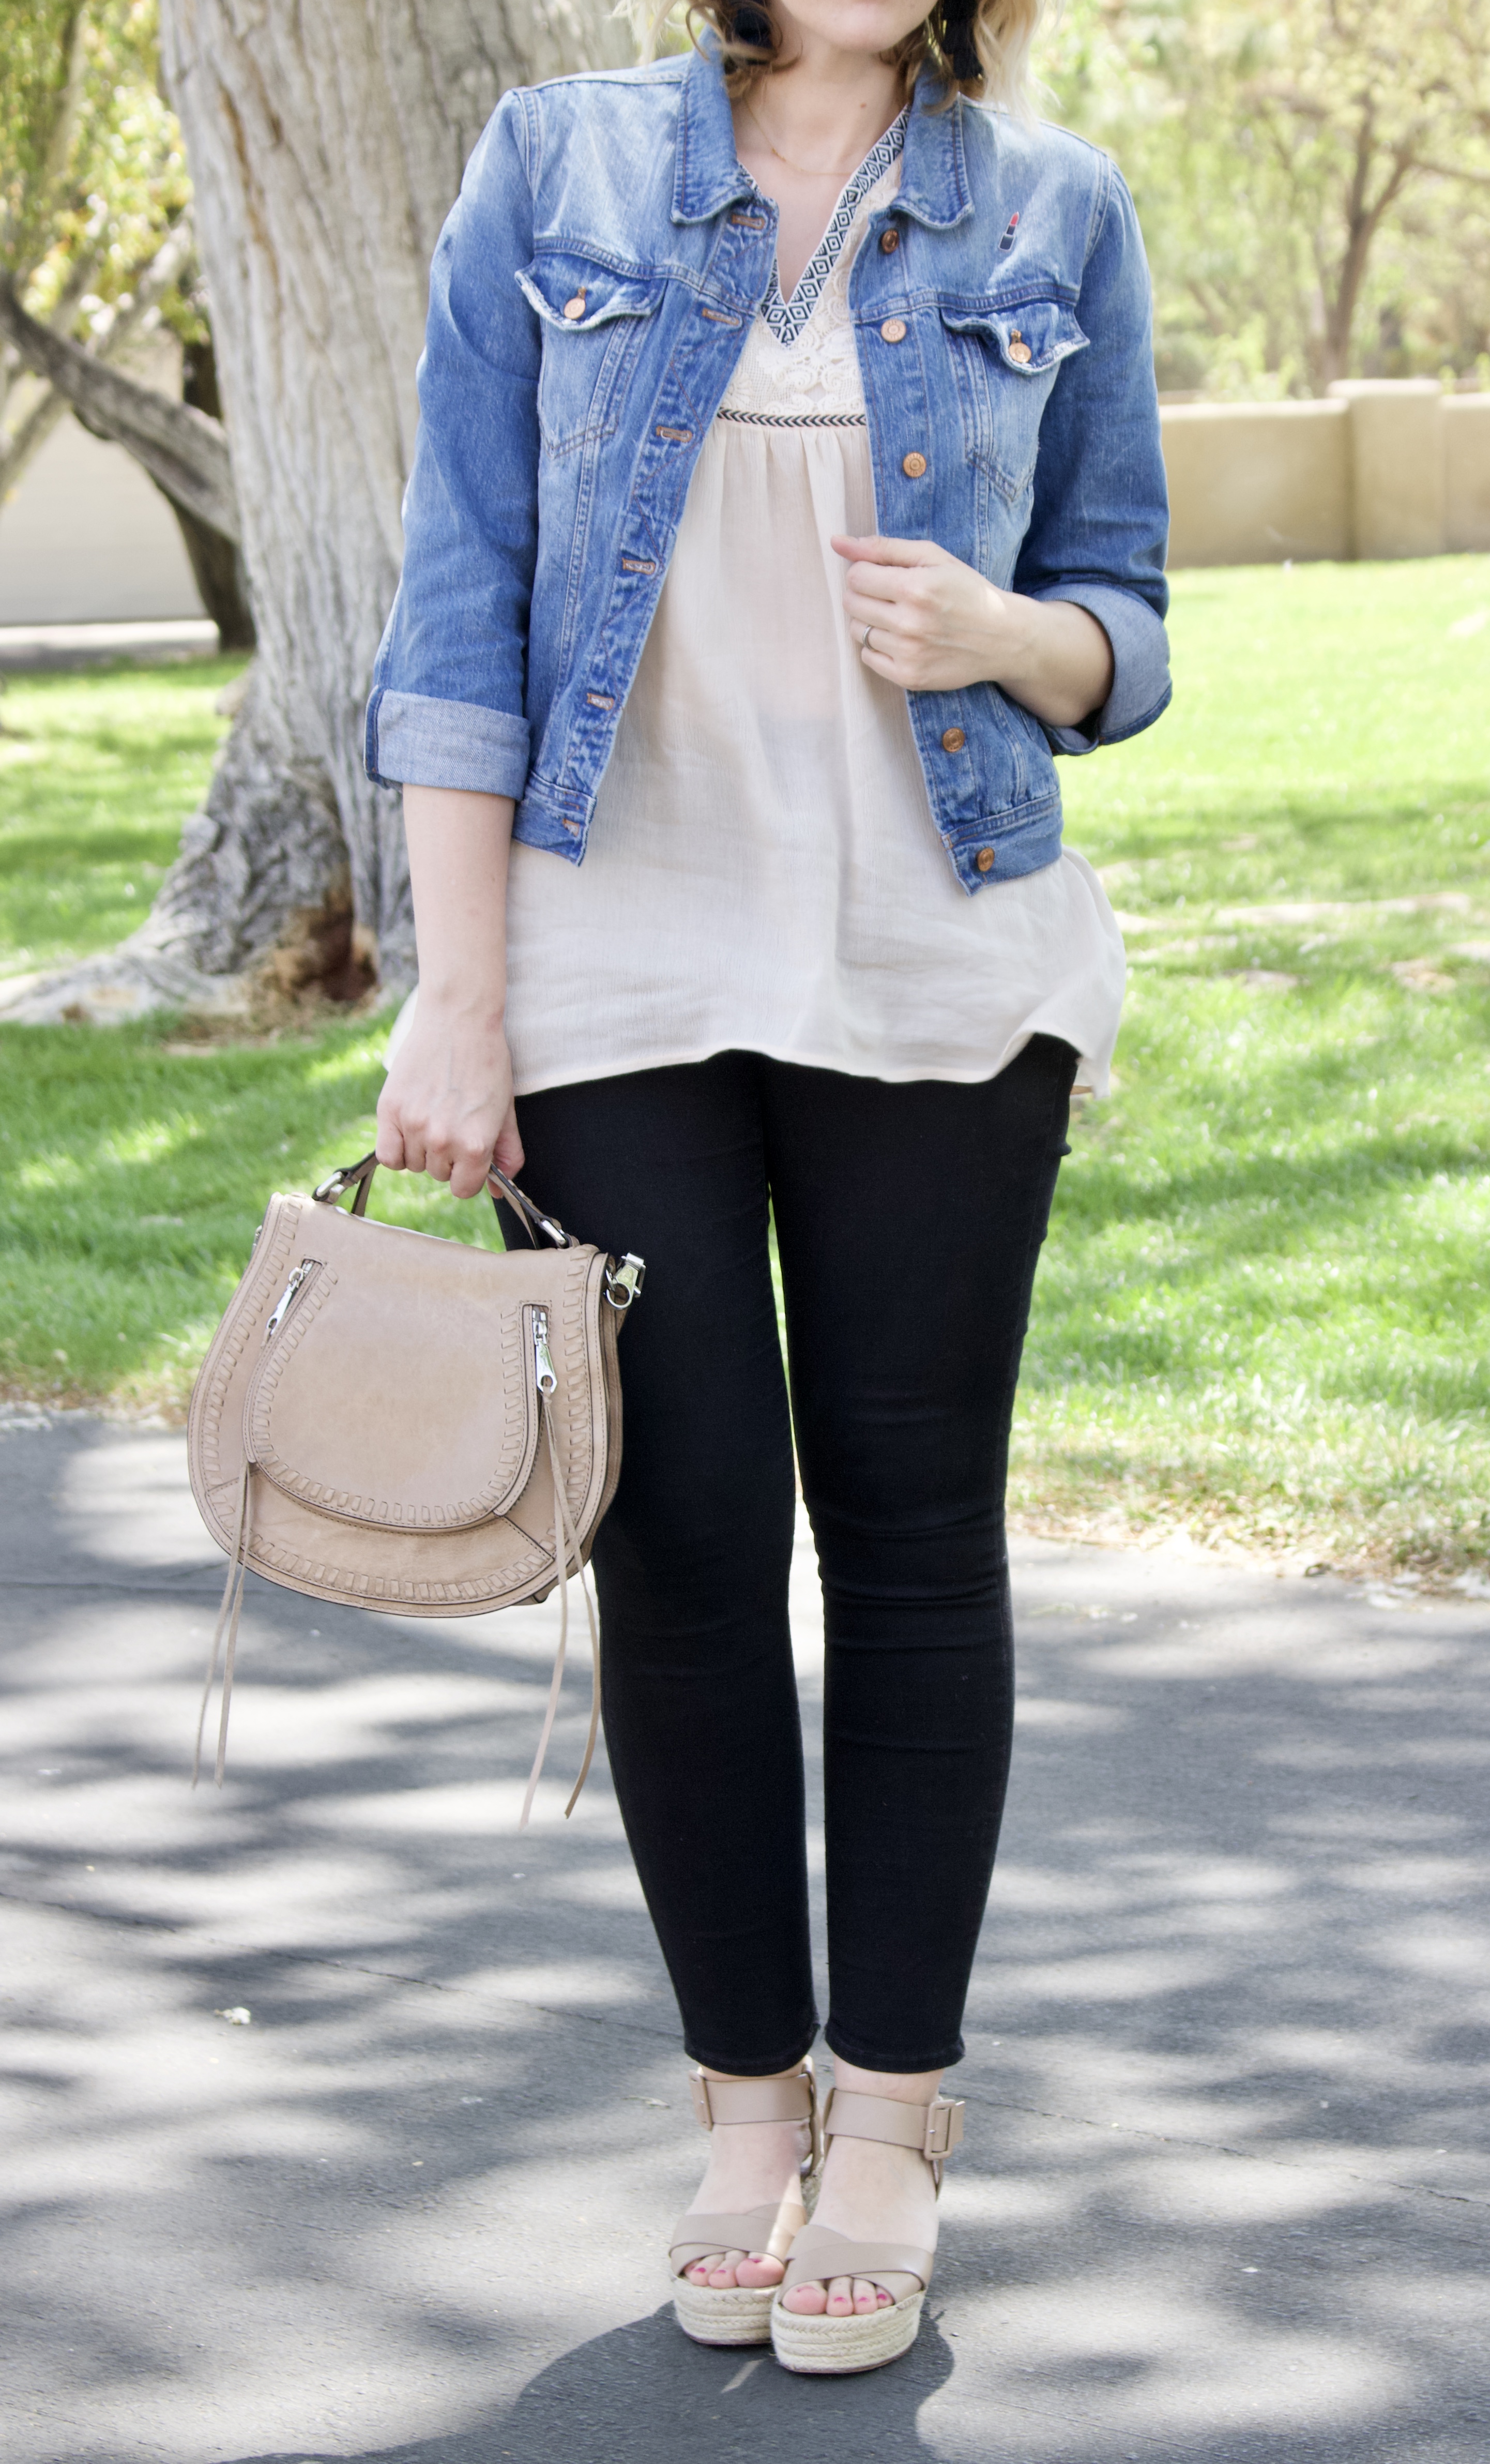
[1014,158,1172,758]
[364,92,540,797]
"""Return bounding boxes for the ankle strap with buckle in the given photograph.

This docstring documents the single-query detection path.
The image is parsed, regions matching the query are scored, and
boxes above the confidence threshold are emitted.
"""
[688,2063,822,2172]
[823,2087,965,2183]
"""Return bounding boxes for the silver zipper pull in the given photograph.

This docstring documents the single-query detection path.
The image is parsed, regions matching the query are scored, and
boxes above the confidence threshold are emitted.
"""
[264,1260,316,1342]
[533,1304,558,1395]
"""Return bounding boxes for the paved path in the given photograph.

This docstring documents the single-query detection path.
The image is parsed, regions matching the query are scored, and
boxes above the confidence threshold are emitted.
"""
[2,1415,1486,2464]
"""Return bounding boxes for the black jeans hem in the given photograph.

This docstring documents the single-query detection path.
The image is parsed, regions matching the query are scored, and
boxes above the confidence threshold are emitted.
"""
[682,2023,820,2078]
[823,2023,966,2074]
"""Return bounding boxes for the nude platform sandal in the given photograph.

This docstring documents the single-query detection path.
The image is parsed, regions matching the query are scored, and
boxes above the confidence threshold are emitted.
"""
[768,2085,965,2376]
[668,2063,822,2348]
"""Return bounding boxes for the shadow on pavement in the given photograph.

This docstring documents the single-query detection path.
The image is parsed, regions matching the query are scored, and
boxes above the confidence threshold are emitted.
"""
[3,1416,1488,2463]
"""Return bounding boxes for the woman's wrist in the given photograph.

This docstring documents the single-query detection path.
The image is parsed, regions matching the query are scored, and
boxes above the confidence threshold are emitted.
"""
[409,980,509,1032]
[981,593,1113,730]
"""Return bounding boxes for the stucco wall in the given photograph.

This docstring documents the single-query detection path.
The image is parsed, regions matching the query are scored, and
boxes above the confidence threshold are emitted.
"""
[1164,382,1490,569]
[3,376,1487,626]
[1445,396,1490,553]
[0,410,204,626]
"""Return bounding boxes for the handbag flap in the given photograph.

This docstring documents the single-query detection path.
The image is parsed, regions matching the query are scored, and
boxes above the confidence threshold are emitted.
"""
[242,1214,541,1531]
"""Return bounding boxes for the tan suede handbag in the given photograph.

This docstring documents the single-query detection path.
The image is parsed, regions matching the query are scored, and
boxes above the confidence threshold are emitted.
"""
[187,1151,644,1822]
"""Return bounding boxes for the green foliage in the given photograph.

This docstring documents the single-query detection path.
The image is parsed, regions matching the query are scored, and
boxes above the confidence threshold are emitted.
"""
[0,0,194,331]
[1037,0,1490,391]
[2,564,1488,1577]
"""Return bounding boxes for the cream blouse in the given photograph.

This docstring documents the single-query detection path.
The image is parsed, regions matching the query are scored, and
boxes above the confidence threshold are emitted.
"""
[502,133,1126,1099]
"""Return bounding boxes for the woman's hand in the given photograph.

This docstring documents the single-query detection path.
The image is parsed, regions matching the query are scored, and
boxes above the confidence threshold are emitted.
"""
[377,994,523,1199]
[374,782,523,1200]
[832,534,1114,730]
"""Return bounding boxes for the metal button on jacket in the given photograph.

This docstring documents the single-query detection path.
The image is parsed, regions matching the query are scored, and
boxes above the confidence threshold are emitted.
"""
[975,848,996,873]
[562,294,586,320]
[880,317,907,343]
[1007,328,1032,365]
[879,226,900,253]
[940,725,966,752]
[902,450,928,478]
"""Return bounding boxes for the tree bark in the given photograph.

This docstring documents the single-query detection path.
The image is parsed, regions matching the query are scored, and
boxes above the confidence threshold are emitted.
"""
[157,0,631,999]
[7,0,630,1025]
[0,279,239,537]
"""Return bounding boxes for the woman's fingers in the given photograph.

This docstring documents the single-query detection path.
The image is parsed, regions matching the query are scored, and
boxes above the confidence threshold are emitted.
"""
[843,585,914,638]
[840,559,910,609]
[831,531,953,569]
[373,1115,408,1172]
[493,1102,525,1183]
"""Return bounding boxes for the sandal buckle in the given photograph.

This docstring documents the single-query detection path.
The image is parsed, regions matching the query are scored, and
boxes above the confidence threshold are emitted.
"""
[922,2097,964,2161]
[689,2070,714,2130]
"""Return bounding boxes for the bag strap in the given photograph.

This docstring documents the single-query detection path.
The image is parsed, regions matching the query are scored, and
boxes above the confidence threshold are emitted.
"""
[311,1152,646,1310]
[312,1151,573,1250]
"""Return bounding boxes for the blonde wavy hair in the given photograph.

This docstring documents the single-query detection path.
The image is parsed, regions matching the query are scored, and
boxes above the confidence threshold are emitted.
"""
[624,0,1042,116]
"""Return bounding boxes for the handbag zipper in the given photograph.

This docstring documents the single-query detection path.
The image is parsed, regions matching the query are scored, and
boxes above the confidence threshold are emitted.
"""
[263,1259,321,1343]
[533,1304,558,1395]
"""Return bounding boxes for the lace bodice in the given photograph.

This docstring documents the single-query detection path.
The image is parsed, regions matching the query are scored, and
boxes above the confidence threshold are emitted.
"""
[718,156,904,426]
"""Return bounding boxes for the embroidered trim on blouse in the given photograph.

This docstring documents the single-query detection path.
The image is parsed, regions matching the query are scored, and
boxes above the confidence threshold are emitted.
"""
[758,112,908,348]
[717,407,869,428]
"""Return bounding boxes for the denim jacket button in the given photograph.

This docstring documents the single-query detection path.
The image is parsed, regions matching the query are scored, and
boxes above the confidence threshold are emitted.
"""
[879,227,900,253]
[902,450,928,478]
[975,848,996,873]
[880,318,907,343]
[941,726,966,752]
[562,294,586,321]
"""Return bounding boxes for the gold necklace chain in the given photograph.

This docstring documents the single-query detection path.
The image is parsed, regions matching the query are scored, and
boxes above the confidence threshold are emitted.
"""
[742,97,876,182]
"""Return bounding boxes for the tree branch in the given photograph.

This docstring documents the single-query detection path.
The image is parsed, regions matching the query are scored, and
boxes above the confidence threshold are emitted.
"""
[0,273,239,541]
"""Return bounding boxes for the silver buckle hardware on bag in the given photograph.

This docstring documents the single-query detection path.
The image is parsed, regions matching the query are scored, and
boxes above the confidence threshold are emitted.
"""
[922,2097,965,2162]
[605,1254,646,1310]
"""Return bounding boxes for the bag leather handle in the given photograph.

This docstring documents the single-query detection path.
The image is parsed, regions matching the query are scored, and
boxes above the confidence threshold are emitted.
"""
[312,1151,574,1249]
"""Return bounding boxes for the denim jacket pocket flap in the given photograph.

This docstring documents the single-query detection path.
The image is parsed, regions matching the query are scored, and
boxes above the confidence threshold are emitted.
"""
[939,297,1088,376]
[516,258,663,334]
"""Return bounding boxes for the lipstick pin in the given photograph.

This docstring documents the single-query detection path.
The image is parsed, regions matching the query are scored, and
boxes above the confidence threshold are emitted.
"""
[998,211,1020,252]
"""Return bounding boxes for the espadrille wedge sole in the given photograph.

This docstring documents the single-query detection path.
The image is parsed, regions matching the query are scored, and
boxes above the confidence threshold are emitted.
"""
[668,2065,821,2349]
[771,2279,925,2374]
[769,2087,964,2378]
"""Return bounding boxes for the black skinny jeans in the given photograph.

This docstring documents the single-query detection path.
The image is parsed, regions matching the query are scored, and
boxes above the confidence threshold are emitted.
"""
[508,1039,1076,2075]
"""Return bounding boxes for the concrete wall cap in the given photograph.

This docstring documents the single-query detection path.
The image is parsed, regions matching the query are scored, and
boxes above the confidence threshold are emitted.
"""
[1327,377,1443,398]
[1160,399,1346,425]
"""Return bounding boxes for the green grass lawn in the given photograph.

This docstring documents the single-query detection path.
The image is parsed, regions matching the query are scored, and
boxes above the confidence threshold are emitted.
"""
[0,657,250,976]
[1,561,1487,1580]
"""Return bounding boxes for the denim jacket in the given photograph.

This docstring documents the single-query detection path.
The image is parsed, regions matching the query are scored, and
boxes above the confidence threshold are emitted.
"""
[366,47,1170,893]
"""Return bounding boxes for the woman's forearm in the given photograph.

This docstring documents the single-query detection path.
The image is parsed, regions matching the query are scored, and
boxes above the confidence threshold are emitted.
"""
[402,783,515,1018]
[375,784,525,1195]
[988,594,1114,731]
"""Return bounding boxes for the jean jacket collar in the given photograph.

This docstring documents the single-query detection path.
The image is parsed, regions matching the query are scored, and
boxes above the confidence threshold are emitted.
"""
[672,44,974,231]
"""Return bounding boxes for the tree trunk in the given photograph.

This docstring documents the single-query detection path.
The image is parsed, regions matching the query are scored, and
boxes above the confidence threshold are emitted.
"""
[203,0,635,997]
[173,331,255,649]
[9,0,631,1025]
